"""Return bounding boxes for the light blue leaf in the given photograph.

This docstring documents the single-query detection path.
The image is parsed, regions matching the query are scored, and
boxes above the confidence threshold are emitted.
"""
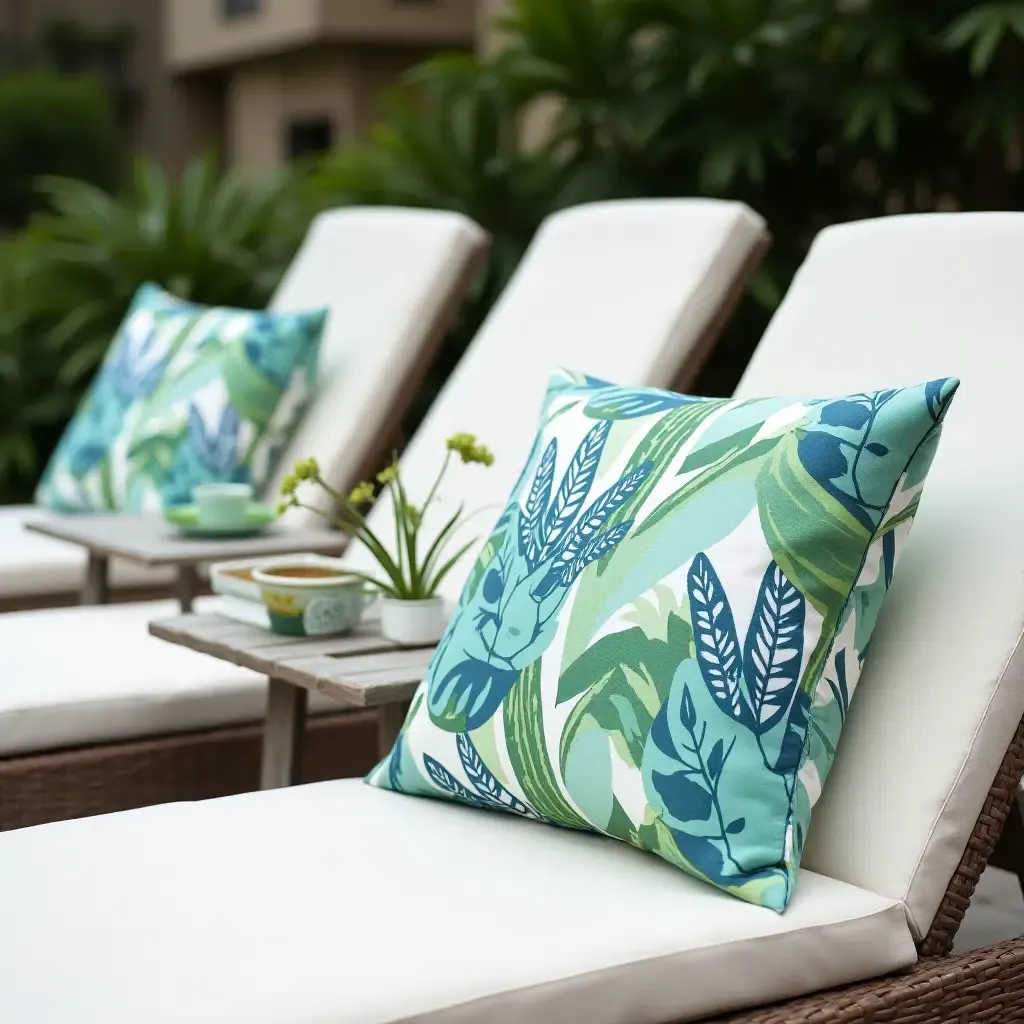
[742,561,806,734]
[456,733,535,817]
[188,403,239,474]
[540,420,610,556]
[521,438,556,568]
[687,552,754,729]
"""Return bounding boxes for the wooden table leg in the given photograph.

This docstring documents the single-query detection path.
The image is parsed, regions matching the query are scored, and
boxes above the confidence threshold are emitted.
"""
[175,565,200,612]
[377,701,410,758]
[80,553,110,605]
[260,678,308,790]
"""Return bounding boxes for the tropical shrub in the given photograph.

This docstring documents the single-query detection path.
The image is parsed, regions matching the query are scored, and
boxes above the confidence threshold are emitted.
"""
[0,156,307,502]
[0,71,120,230]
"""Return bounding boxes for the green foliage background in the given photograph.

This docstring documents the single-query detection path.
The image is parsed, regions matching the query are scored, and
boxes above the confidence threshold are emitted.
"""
[2,0,1024,502]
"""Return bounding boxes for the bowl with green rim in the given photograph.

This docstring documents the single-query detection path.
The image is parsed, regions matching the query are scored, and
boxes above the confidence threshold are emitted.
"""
[252,554,368,637]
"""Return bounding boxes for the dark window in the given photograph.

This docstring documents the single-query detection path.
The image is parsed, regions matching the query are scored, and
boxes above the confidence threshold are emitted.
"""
[287,117,334,159]
[221,0,261,19]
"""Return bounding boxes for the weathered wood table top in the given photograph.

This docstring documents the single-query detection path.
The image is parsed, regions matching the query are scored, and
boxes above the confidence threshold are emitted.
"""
[149,613,434,708]
[27,515,346,567]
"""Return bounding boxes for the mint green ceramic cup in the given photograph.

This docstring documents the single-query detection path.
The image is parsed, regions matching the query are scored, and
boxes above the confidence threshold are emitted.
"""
[193,483,253,532]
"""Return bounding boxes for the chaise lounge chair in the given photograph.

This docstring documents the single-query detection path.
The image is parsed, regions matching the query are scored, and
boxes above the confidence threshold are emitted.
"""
[0,211,1021,1023]
[0,199,770,829]
[0,206,489,611]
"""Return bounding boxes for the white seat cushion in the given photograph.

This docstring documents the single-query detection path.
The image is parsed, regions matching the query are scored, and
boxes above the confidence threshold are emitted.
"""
[0,779,916,1024]
[0,596,341,756]
[737,212,1024,937]
[0,505,173,599]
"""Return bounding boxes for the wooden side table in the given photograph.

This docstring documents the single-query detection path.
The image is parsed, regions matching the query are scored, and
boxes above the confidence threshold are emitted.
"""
[26,515,347,612]
[150,613,433,788]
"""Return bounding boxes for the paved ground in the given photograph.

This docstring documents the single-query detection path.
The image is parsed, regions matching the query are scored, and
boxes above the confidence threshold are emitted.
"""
[954,867,1024,952]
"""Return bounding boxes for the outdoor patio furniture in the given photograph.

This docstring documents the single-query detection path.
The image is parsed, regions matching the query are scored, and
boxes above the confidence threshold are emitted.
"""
[0,211,1015,1023]
[0,206,489,611]
[0,199,770,829]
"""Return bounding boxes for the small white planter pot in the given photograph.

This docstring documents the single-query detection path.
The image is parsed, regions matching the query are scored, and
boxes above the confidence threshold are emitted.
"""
[379,596,446,645]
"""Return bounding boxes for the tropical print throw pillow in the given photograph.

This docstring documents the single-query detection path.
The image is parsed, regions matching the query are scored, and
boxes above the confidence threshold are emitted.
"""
[36,283,325,512]
[369,369,958,911]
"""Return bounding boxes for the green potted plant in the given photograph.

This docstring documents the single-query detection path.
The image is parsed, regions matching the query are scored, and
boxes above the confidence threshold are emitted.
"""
[279,433,494,643]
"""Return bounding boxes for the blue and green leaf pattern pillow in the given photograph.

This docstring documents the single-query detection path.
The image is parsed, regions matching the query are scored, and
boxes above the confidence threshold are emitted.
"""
[36,283,326,512]
[369,369,958,911]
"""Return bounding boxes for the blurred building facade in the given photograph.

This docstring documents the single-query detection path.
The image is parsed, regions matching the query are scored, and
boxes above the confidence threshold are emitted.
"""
[0,0,485,176]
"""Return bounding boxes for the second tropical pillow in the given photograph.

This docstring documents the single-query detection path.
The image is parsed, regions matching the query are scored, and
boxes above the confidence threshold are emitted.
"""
[369,369,957,911]
[37,282,326,512]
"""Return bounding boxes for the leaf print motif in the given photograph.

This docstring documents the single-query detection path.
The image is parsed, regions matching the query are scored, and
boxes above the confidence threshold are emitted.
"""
[540,420,610,558]
[188,403,239,474]
[548,463,652,575]
[583,387,692,420]
[423,754,482,804]
[456,733,536,817]
[556,520,633,587]
[742,562,806,733]
[521,439,556,568]
[688,552,754,730]
[825,648,850,725]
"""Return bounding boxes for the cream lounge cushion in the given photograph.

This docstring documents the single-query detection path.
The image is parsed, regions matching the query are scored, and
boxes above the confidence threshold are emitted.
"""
[735,212,1024,937]
[0,779,916,1024]
[0,199,767,756]
[0,505,174,599]
[0,597,344,757]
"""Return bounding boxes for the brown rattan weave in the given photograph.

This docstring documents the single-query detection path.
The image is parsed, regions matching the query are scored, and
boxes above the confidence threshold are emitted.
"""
[0,711,377,830]
[715,937,1024,1023]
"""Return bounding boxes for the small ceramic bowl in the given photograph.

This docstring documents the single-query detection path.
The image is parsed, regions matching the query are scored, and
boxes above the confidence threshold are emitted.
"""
[252,554,367,637]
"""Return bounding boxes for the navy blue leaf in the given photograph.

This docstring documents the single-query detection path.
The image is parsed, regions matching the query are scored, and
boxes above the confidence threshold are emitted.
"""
[521,439,556,567]
[707,739,725,781]
[669,827,728,882]
[773,690,811,776]
[882,529,896,589]
[681,685,697,732]
[558,520,632,586]
[688,552,753,728]
[428,657,519,732]
[826,649,850,724]
[583,389,691,420]
[726,817,746,835]
[423,755,479,803]
[652,769,713,822]
[866,442,889,457]
[925,378,956,421]
[549,462,652,574]
[482,568,503,604]
[456,733,535,817]
[743,562,806,735]
[820,400,870,430]
[540,420,611,556]
[798,430,848,481]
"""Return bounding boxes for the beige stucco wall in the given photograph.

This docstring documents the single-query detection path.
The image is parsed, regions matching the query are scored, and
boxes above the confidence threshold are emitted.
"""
[226,46,356,174]
[323,0,474,45]
[166,0,323,72]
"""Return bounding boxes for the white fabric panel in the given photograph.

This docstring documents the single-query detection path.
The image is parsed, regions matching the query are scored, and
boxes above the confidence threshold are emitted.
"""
[0,505,174,598]
[0,779,915,1024]
[0,199,766,756]
[0,596,345,756]
[343,199,767,599]
[736,212,1024,938]
[266,207,488,509]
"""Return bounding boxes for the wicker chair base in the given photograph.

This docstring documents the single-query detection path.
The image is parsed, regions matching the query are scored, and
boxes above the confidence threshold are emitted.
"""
[714,937,1024,1023]
[0,710,377,830]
